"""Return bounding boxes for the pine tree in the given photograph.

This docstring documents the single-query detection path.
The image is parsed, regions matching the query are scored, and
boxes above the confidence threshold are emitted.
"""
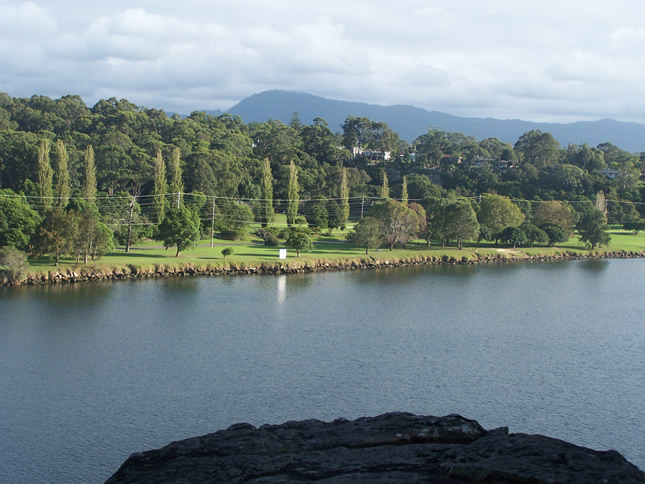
[169,147,184,208]
[83,145,97,200]
[53,139,70,210]
[260,158,273,227]
[381,172,389,199]
[36,139,53,213]
[339,167,350,230]
[401,175,408,205]
[287,160,299,226]
[153,149,167,223]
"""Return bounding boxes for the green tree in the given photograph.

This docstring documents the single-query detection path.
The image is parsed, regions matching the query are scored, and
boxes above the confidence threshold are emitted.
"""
[83,144,97,200]
[532,201,576,237]
[477,194,525,241]
[520,223,548,247]
[169,146,184,208]
[53,139,70,210]
[400,175,408,205]
[260,158,273,227]
[153,149,167,223]
[576,208,610,249]
[501,226,528,248]
[221,247,233,259]
[0,190,41,250]
[36,139,53,213]
[287,160,299,226]
[370,199,418,250]
[33,208,78,266]
[286,230,313,257]
[157,206,201,256]
[304,196,329,233]
[514,130,560,168]
[219,200,254,240]
[442,199,480,249]
[381,172,389,199]
[539,223,568,247]
[623,216,645,234]
[339,167,350,230]
[348,216,382,254]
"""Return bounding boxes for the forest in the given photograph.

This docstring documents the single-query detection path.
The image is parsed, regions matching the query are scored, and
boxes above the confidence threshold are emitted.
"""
[1,92,644,271]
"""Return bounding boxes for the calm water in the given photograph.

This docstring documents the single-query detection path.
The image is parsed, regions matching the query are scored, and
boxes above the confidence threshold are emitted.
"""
[0,259,644,483]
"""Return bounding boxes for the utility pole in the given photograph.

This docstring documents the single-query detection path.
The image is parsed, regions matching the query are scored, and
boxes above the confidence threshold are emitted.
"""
[125,197,135,253]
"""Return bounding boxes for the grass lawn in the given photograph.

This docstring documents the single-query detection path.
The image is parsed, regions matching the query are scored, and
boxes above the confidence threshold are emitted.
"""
[24,228,645,274]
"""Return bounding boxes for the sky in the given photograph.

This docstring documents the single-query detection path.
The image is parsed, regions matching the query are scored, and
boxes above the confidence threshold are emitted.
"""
[1,0,645,124]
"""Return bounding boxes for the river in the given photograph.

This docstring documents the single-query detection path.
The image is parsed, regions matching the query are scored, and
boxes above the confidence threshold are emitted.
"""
[0,258,644,482]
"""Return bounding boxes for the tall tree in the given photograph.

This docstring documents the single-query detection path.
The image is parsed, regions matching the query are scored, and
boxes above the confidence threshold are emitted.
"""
[287,160,299,226]
[53,139,70,210]
[339,167,350,230]
[157,206,201,257]
[260,158,273,227]
[370,199,418,250]
[381,172,389,199]
[169,146,184,208]
[83,144,97,200]
[36,139,53,213]
[443,199,480,249]
[348,216,382,254]
[400,175,408,205]
[576,208,611,249]
[477,194,525,241]
[153,149,167,223]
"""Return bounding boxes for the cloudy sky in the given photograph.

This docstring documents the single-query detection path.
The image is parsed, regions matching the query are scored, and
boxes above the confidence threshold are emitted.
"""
[1,0,644,123]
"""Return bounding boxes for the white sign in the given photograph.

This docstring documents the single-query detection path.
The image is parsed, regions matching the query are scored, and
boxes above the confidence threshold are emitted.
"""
[279,249,287,260]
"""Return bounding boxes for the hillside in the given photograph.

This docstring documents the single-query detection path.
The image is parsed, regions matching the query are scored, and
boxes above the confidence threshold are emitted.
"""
[219,90,645,152]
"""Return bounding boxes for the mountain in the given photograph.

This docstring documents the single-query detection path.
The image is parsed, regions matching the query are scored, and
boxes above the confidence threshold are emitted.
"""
[223,90,645,152]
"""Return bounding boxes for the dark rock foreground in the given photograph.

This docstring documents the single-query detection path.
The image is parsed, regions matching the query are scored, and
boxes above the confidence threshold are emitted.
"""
[106,412,645,483]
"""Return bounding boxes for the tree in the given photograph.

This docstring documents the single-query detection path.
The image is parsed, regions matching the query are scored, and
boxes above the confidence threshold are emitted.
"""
[326,199,341,234]
[348,216,382,254]
[520,223,548,247]
[514,130,560,168]
[370,199,418,250]
[400,175,408,205]
[287,160,299,226]
[408,202,427,239]
[286,231,313,257]
[532,201,576,237]
[539,223,568,247]
[33,208,78,266]
[623,216,645,234]
[53,139,70,210]
[442,199,480,249]
[576,208,610,249]
[153,149,167,223]
[169,146,184,208]
[339,167,350,230]
[260,158,273,227]
[501,226,528,248]
[0,246,28,284]
[36,139,53,213]
[381,172,389,199]
[83,145,97,200]
[221,247,233,259]
[0,190,41,250]
[219,201,254,240]
[304,196,328,233]
[157,206,201,257]
[477,194,525,241]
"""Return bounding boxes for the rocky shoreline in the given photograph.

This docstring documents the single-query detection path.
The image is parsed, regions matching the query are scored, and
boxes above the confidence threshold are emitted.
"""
[105,412,645,483]
[3,249,644,287]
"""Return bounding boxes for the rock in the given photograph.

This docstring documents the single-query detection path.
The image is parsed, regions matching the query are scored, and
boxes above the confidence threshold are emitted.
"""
[105,413,645,483]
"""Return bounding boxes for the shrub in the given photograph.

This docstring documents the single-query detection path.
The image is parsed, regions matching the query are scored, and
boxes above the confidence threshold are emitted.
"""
[0,246,28,284]
[221,247,234,259]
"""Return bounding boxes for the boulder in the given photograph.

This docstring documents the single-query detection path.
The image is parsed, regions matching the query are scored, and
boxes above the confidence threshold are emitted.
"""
[106,412,645,483]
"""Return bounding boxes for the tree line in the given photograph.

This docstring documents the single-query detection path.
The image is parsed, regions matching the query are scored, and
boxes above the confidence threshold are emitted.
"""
[1,92,644,268]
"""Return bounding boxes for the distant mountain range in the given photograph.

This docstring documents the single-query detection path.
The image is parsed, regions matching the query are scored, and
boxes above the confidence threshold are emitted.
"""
[203,90,645,153]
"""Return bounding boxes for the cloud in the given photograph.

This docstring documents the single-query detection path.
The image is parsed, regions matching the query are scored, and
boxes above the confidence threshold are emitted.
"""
[1,0,645,123]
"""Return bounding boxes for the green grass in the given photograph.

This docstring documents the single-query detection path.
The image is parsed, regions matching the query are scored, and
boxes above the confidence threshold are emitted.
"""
[24,229,645,274]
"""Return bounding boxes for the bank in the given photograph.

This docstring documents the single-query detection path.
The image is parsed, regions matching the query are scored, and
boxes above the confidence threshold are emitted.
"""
[4,244,645,286]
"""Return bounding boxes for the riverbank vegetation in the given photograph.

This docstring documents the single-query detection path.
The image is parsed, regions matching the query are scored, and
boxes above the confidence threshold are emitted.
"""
[1,92,644,284]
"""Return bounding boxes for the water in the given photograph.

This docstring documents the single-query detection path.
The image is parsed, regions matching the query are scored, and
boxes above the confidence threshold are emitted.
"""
[0,259,644,483]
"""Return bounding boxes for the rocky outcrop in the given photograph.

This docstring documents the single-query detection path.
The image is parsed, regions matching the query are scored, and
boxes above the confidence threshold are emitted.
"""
[106,412,645,483]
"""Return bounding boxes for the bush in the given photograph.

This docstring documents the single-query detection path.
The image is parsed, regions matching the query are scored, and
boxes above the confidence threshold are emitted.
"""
[0,246,28,284]
[221,247,234,259]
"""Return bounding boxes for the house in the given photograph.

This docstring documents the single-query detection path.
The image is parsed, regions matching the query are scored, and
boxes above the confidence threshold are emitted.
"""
[352,147,391,162]
[602,168,620,180]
